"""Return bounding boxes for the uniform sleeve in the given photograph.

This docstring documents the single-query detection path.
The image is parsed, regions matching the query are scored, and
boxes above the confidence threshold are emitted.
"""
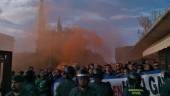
[143,88,150,96]
[123,87,129,96]
[5,92,13,96]
[55,83,62,96]
[160,82,170,96]
[69,89,76,96]
[106,82,113,96]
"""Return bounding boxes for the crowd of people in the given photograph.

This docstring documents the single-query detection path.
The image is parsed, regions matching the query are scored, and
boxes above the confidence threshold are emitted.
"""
[4,61,162,96]
[87,61,160,79]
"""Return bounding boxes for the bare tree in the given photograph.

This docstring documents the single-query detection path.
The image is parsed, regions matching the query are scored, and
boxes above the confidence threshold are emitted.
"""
[151,9,163,22]
[138,16,152,32]
[137,8,168,39]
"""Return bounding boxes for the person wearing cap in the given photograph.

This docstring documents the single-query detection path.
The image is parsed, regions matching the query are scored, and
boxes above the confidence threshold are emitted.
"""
[5,75,25,96]
[56,66,76,96]
[90,68,113,96]
[69,68,97,96]
[123,72,150,96]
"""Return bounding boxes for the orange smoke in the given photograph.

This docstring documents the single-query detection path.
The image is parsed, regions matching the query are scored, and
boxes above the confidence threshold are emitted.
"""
[37,26,105,66]
[12,0,107,71]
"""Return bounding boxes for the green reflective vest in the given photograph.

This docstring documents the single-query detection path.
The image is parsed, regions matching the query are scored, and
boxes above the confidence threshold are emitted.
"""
[123,86,150,96]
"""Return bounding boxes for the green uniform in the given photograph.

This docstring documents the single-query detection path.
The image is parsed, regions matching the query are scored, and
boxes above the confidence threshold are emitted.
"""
[69,86,97,96]
[6,83,38,96]
[56,79,76,96]
[123,86,150,96]
[21,82,39,96]
[90,82,113,96]
[35,78,49,95]
[5,91,21,96]
[160,78,170,96]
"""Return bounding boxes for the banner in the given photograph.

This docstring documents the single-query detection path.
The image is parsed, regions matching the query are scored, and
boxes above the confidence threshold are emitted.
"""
[53,71,164,96]
[103,71,164,96]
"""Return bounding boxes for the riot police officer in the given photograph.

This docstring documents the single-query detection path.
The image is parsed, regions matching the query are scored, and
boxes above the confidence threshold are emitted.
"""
[69,68,97,96]
[56,66,76,96]
[160,70,170,96]
[35,70,50,96]
[90,68,113,96]
[123,72,150,96]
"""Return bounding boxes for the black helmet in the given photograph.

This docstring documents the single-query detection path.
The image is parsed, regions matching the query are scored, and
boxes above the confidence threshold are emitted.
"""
[64,66,76,78]
[76,68,89,77]
[128,72,141,86]
[93,68,104,79]
[12,75,24,82]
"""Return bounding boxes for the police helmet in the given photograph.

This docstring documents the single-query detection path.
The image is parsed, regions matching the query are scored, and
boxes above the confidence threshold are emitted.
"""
[12,75,24,82]
[64,66,76,78]
[77,68,89,77]
[93,68,104,79]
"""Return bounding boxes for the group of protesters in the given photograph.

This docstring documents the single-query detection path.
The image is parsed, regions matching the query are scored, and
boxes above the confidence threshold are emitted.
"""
[4,60,164,96]
[87,61,160,79]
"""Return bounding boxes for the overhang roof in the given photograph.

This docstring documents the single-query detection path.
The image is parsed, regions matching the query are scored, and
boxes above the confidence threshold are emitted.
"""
[135,9,170,51]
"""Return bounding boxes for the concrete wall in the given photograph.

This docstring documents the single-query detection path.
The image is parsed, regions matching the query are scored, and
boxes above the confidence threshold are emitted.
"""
[0,33,14,51]
[115,46,134,64]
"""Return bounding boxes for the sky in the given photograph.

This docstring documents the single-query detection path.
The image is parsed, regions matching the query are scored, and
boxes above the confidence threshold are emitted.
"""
[0,0,170,62]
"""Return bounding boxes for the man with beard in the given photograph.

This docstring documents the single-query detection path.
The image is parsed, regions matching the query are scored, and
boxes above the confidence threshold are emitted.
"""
[5,75,24,96]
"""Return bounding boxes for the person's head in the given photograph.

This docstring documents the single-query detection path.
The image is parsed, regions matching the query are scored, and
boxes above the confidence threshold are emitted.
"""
[122,67,128,75]
[153,62,159,70]
[19,71,24,76]
[104,64,112,74]
[136,64,144,73]
[12,71,15,76]
[144,64,153,71]
[127,64,133,71]
[115,63,121,70]
[128,61,132,65]
[28,66,34,71]
[168,64,170,68]
[88,69,93,75]
[89,63,94,69]
[11,75,24,92]
[76,68,89,88]
[144,64,149,70]
[53,69,61,76]
[74,64,81,71]
[128,72,141,87]
[25,68,35,82]
[64,66,76,79]
[94,64,100,69]
[93,68,104,83]
[164,71,170,79]
[39,70,46,79]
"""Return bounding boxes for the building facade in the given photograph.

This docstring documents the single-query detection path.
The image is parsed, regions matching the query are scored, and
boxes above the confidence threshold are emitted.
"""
[0,33,14,51]
[116,8,170,67]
